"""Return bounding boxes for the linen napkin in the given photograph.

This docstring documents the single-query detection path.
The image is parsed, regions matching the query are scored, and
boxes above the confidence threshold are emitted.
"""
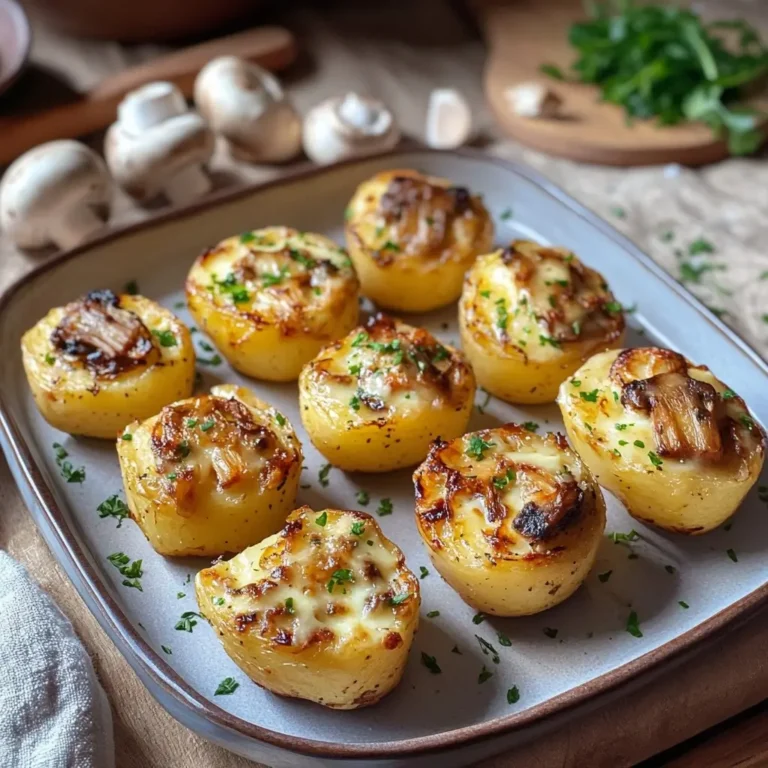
[0,551,114,768]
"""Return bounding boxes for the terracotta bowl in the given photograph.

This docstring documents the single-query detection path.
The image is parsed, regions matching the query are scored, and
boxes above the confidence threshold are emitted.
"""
[22,0,260,42]
[0,0,31,97]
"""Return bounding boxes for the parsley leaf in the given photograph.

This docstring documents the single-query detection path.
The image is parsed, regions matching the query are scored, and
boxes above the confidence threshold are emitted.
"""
[215,677,240,696]
[507,686,521,704]
[466,434,495,460]
[421,652,441,674]
[175,611,202,632]
[152,329,177,347]
[626,610,643,638]
[97,495,130,527]
[377,498,393,516]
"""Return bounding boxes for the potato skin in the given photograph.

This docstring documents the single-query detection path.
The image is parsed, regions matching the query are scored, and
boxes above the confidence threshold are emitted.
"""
[344,169,493,312]
[195,506,420,709]
[558,347,766,534]
[414,424,606,616]
[460,240,625,404]
[117,384,302,556]
[21,291,194,439]
[186,226,359,381]
[299,313,476,472]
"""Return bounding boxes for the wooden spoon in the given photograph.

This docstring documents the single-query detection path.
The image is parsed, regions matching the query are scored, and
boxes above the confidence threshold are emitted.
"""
[0,26,297,166]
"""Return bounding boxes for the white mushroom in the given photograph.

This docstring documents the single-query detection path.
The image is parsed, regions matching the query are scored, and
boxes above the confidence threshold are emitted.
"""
[425,88,473,150]
[194,56,302,164]
[302,93,400,165]
[105,81,214,205]
[505,82,562,119]
[0,140,112,251]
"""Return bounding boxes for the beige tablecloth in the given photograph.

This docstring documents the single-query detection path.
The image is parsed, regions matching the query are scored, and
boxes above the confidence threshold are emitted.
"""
[2,3,768,766]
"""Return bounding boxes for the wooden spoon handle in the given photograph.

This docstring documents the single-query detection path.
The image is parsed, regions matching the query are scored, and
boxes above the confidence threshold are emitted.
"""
[0,26,297,167]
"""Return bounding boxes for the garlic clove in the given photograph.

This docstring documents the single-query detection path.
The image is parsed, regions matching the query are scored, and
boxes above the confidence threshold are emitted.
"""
[425,88,473,150]
[505,82,562,119]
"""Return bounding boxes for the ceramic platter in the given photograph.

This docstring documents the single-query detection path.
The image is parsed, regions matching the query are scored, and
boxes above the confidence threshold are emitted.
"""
[1,150,767,768]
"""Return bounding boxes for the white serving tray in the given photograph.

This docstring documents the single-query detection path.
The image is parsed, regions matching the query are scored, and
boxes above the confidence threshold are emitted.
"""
[1,149,766,768]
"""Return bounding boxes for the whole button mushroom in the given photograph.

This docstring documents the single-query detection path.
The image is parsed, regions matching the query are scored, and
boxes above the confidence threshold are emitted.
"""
[0,140,112,251]
[302,92,400,165]
[194,56,302,164]
[105,81,215,205]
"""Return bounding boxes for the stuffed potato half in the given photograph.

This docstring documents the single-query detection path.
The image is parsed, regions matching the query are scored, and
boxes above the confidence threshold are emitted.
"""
[117,384,302,556]
[460,240,625,404]
[21,290,194,439]
[414,424,606,616]
[186,226,359,381]
[558,347,766,534]
[344,169,493,312]
[299,313,476,472]
[196,506,420,709]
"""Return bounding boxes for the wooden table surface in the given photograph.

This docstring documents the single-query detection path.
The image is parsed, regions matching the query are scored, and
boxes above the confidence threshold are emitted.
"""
[3,2,768,766]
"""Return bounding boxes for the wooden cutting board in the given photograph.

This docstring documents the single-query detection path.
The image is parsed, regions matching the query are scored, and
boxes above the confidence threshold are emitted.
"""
[473,0,767,166]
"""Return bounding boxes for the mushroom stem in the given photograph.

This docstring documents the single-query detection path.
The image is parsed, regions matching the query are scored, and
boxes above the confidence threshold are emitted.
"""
[163,165,212,206]
[49,205,105,250]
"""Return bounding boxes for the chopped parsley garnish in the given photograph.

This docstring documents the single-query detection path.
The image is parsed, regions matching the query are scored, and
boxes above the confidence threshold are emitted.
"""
[660,230,675,242]
[288,248,316,269]
[377,498,393,516]
[327,569,354,594]
[161,645,172,655]
[97,495,130,527]
[522,421,539,433]
[285,597,295,614]
[351,331,368,347]
[349,362,362,376]
[543,627,558,639]
[648,451,664,468]
[121,433,133,441]
[124,280,140,295]
[688,238,715,255]
[739,413,755,430]
[492,468,516,490]
[214,678,240,696]
[626,610,643,638]
[472,613,486,625]
[381,240,400,252]
[611,530,640,545]
[274,412,286,427]
[318,463,332,487]
[261,265,290,287]
[212,273,250,303]
[315,511,328,527]
[466,435,495,460]
[615,423,631,430]
[107,552,143,591]
[598,570,613,583]
[572,320,582,335]
[478,666,493,684]
[665,565,676,575]
[198,354,222,366]
[634,440,645,448]
[212,597,225,606]
[498,632,512,647]
[240,231,257,244]
[495,298,509,331]
[603,301,623,314]
[479,289,491,298]
[175,440,190,458]
[351,521,365,536]
[580,389,599,402]
[679,601,690,609]
[175,611,202,632]
[727,548,738,563]
[199,419,215,432]
[349,393,361,411]
[432,345,450,363]
[390,592,411,605]
[500,208,513,220]
[177,592,185,599]
[507,686,520,704]
[426,610,440,618]
[52,443,85,484]
[571,379,581,387]
[451,645,462,655]
[475,635,500,663]
[421,652,441,674]
[539,334,561,348]
[356,490,370,505]
[152,329,177,347]
[610,206,626,219]
[45,353,55,365]
[722,388,737,400]
[419,566,430,579]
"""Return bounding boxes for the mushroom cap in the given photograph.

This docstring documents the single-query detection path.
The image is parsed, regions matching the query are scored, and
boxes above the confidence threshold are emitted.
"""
[302,93,400,165]
[193,56,301,163]
[0,140,111,249]
[105,83,214,200]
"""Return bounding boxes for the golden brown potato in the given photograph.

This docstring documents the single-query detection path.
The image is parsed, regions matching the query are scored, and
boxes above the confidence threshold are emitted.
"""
[117,384,302,556]
[21,290,195,439]
[414,424,606,616]
[344,169,493,312]
[460,240,625,404]
[299,313,476,472]
[186,226,359,381]
[195,506,420,709]
[558,347,766,534]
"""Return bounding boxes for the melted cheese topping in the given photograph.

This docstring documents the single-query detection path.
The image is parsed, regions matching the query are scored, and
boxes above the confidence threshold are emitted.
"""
[346,169,492,267]
[462,241,624,363]
[130,384,300,510]
[558,348,764,472]
[205,507,419,650]
[415,426,591,562]
[302,315,473,422]
[187,226,358,333]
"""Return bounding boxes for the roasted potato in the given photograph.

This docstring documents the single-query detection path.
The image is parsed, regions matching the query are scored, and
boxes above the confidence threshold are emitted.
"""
[195,506,420,709]
[186,226,359,381]
[414,424,606,616]
[558,347,766,534]
[117,384,302,556]
[21,290,195,439]
[344,169,493,312]
[460,240,625,404]
[299,313,476,472]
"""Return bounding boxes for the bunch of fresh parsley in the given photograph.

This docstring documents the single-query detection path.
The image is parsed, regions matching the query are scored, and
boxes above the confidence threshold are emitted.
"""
[542,2,768,154]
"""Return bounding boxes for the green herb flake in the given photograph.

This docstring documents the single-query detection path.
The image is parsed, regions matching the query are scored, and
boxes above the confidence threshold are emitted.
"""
[45,352,56,365]
[215,678,240,696]
[611,529,640,545]
[472,613,486,625]
[161,645,172,655]
[121,432,133,441]
[356,490,370,506]
[315,511,328,527]
[679,600,690,609]
[688,238,715,256]
[199,419,215,432]
[611,206,626,219]
[492,468,516,490]
[479,289,491,298]
[285,597,295,614]
[124,280,140,295]
[175,611,202,632]
[177,592,185,599]
[539,63,565,80]
[580,389,599,402]
[727,548,738,563]
[498,632,512,647]
[739,413,755,431]
[634,440,645,448]
[426,610,440,618]
[721,388,737,400]
[350,521,365,536]
[152,329,177,347]
[466,434,495,460]
[351,331,368,348]
[377,498,393,516]
[500,208,513,220]
[507,686,521,704]
[598,570,613,583]
[198,354,222,367]
[419,566,430,579]
[212,597,225,606]
[539,334,561,348]
[603,301,623,314]
[318,463,332,487]
[543,627,558,639]
[97,495,130,528]
[495,298,509,331]
[421,652,441,674]
[648,451,664,468]
[478,666,493,684]
[327,569,354,594]
[522,421,539,433]
[626,610,643,638]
